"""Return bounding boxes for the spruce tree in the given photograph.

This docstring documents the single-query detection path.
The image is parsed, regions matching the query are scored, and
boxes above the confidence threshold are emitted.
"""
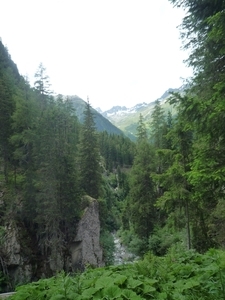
[168,0,225,250]
[34,63,52,96]
[150,100,166,149]
[78,100,102,199]
[128,114,156,241]
[0,42,19,182]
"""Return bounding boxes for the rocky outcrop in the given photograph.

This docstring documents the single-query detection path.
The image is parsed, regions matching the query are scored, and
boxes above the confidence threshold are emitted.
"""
[1,196,104,290]
[3,223,33,287]
[70,197,104,271]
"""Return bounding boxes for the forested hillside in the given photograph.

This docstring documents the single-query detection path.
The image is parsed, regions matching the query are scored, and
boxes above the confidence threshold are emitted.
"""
[120,0,225,255]
[2,0,225,297]
[0,41,135,290]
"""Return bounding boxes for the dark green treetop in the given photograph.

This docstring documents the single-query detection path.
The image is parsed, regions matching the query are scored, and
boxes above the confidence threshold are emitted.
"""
[78,100,102,199]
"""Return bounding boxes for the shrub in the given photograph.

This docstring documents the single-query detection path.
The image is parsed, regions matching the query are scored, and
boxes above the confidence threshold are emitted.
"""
[9,248,225,300]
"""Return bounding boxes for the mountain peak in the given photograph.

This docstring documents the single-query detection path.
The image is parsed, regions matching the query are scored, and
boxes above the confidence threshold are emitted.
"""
[102,102,150,119]
[99,87,181,139]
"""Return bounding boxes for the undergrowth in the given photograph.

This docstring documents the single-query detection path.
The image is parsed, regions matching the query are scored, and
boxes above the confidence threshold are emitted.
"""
[9,247,225,299]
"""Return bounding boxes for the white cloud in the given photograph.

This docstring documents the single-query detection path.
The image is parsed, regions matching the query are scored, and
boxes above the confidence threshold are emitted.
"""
[1,0,192,110]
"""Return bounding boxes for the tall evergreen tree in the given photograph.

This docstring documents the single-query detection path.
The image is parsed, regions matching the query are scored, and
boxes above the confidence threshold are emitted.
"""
[156,109,193,249]
[136,114,147,143]
[33,95,81,256]
[168,0,225,250]
[78,100,102,199]
[0,41,20,182]
[150,100,166,149]
[34,63,52,96]
[127,115,156,242]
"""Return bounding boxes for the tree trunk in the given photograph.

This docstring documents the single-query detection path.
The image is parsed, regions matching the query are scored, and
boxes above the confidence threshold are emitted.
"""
[185,199,191,250]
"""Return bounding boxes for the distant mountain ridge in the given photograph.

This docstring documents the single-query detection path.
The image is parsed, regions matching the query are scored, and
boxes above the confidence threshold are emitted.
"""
[98,87,183,139]
[68,87,184,139]
[102,102,150,119]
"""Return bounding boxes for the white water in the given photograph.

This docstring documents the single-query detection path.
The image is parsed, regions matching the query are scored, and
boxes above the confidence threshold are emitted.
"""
[113,233,137,265]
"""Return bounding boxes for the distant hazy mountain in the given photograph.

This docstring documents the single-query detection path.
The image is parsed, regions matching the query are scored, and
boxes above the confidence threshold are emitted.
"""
[67,87,184,139]
[100,88,182,139]
[68,96,124,135]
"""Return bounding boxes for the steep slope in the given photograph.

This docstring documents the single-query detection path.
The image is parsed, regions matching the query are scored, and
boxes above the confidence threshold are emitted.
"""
[68,96,124,135]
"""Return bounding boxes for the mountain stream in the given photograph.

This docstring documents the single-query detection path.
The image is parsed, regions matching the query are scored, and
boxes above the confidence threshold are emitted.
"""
[113,233,137,265]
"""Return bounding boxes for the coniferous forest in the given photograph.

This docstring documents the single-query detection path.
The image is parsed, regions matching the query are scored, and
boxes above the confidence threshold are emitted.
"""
[1,0,225,298]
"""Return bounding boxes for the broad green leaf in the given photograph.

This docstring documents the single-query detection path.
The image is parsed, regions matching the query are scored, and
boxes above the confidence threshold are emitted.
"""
[183,279,201,290]
[95,277,112,289]
[81,287,101,299]
[104,285,122,299]
[127,278,143,289]
[122,289,143,300]
[157,292,167,299]
[142,284,156,294]
[143,278,158,285]
[112,274,127,286]
[171,291,186,300]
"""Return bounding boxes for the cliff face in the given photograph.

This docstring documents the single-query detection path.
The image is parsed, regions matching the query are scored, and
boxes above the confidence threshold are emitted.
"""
[2,197,104,289]
[2,223,33,288]
[70,197,104,271]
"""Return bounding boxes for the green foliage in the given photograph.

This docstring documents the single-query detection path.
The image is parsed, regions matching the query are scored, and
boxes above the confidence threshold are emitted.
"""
[118,228,146,257]
[99,177,120,232]
[99,131,135,171]
[9,249,225,300]
[148,225,185,256]
[165,0,225,251]
[3,0,225,287]
[100,230,115,266]
[0,49,17,182]
[149,100,167,149]
[136,114,147,142]
[126,126,156,242]
[34,63,52,96]
[78,101,102,199]
[0,39,134,283]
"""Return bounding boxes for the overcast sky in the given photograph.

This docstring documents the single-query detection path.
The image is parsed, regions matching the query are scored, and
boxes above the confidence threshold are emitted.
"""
[1,0,191,111]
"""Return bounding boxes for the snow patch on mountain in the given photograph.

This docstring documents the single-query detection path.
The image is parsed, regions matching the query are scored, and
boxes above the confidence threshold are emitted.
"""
[102,102,149,118]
